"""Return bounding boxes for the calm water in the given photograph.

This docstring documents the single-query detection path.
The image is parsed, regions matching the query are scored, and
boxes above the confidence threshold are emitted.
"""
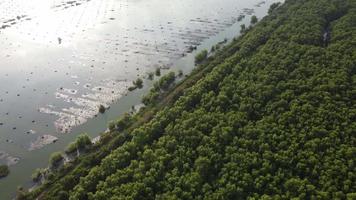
[0,0,280,198]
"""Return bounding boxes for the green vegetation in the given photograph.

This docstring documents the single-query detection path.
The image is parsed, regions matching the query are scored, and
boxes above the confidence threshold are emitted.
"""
[65,142,78,154]
[127,86,136,91]
[75,134,92,150]
[240,24,246,33]
[237,14,245,22]
[0,165,9,178]
[153,71,176,90]
[142,72,176,105]
[98,105,106,114]
[268,2,281,14]
[194,49,208,64]
[49,152,63,169]
[129,78,144,91]
[65,134,92,154]
[109,113,133,132]
[155,68,161,76]
[210,45,216,52]
[250,15,258,24]
[22,0,356,199]
[148,72,154,80]
[178,70,183,77]
[31,169,43,182]
[188,45,197,53]
[135,78,143,88]
[211,41,226,53]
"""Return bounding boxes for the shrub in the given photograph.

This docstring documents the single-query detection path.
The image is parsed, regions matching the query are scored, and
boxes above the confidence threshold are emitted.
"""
[154,72,176,91]
[178,70,183,77]
[0,165,9,178]
[148,72,154,80]
[240,24,246,33]
[116,113,132,131]
[211,45,215,52]
[268,2,281,14]
[98,105,106,114]
[251,15,258,24]
[142,72,176,105]
[108,120,116,131]
[31,168,42,182]
[57,191,69,200]
[128,86,137,91]
[142,90,160,105]
[75,133,92,150]
[65,142,77,154]
[49,152,63,168]
[155,68,161,76]
[133,78,143,89]
[195,49,208,64]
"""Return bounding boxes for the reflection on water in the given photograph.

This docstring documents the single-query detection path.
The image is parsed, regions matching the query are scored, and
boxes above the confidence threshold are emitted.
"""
[0,0,280,198]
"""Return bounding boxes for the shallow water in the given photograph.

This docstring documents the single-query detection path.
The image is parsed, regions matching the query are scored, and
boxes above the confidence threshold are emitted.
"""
[0,0,281,198]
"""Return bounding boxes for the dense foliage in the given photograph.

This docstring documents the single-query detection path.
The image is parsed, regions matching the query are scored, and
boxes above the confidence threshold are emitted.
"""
[24,0,356,199]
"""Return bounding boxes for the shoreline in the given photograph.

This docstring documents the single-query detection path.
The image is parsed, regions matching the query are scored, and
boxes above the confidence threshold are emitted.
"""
[22,5,274,196]
[0,0,280,198]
